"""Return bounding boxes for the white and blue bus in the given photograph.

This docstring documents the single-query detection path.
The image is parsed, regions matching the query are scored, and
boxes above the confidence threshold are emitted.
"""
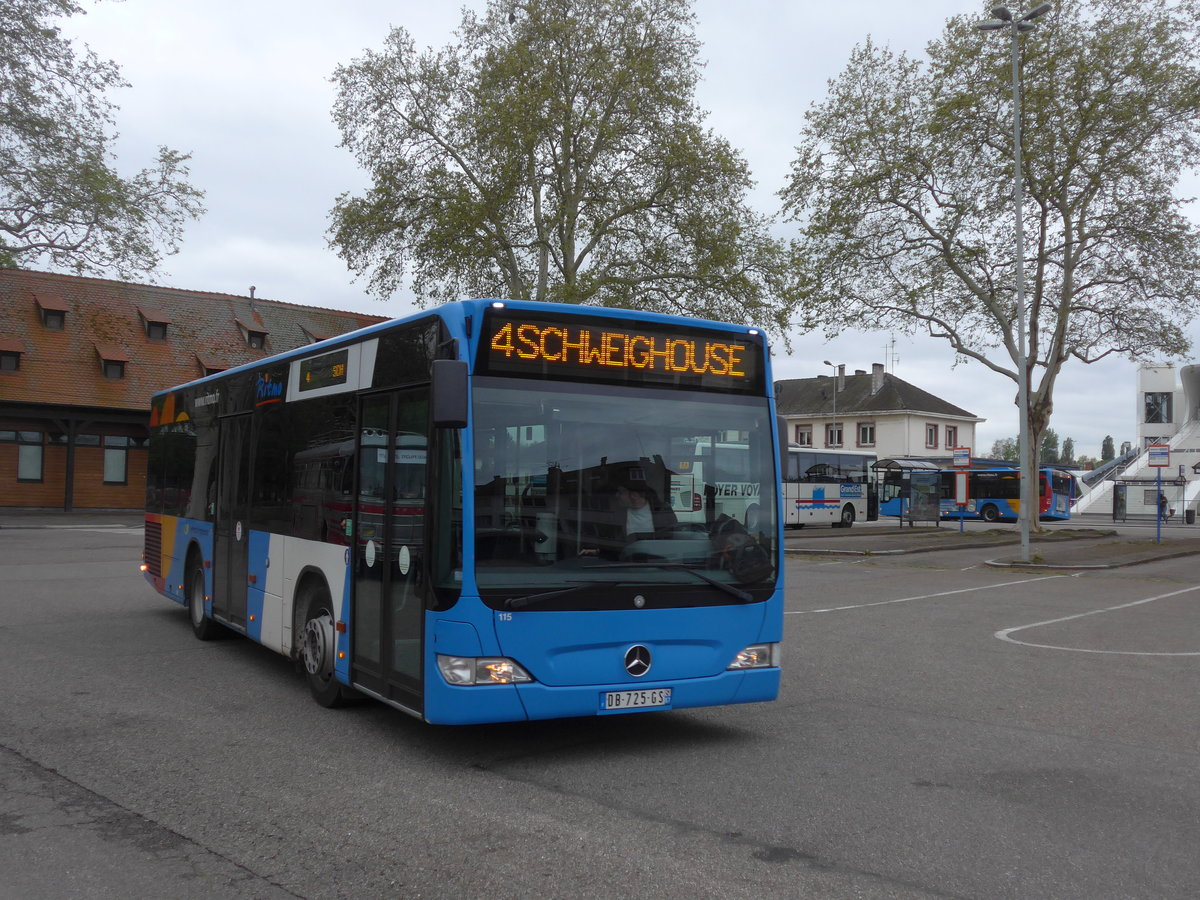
[143,300,784,725]
[782,447,878,528]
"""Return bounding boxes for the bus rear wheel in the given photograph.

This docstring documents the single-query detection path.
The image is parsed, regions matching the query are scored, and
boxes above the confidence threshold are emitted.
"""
[980,504,999,523]
[835,504,855,528]
[187,560,221,641]
[300,584,351,708]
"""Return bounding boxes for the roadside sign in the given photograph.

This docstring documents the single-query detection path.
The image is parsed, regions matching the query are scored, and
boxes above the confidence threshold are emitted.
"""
[952,447,971,468]
[954,471,969,507]
[1148,444,1170,467]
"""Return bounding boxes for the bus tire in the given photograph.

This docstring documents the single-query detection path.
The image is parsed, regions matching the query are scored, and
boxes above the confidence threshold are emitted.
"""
[299,582,350,708]
[187,556,222,641]
[980,504,999,523]
[836,504,855,528]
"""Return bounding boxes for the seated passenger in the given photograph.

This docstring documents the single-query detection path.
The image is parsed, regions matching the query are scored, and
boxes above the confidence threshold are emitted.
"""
[616,480,678,540]
[580,479,678,557]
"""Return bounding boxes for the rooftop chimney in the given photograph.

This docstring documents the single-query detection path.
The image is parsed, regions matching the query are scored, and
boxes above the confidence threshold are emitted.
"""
[871,363,885,394]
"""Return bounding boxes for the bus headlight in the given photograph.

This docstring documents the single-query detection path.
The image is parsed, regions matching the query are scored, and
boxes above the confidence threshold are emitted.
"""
[727,643,780,670]
[437,654,533,686]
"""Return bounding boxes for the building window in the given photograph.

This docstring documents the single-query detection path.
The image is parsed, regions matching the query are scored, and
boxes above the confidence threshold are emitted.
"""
[794,424,812,446]
[925,423,939,448]
[1144,392,1172,424]
[0,351,18,372]
[42,309,65,330]
[103,360,126,379]
[946,426,958,449]
[1,430,44,482]
[857,422,875,447]
[247,331,266,349]
[147,321,168,341]
[103,436,131,485]
[826,422,843,447]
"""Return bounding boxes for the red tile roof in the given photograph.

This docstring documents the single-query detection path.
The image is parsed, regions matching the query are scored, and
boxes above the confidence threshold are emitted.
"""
[0,269,388,412]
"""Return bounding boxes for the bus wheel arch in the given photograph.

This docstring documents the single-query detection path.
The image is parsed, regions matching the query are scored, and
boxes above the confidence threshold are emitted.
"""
[185,543,221,641]
[836,504,855,528]
[980,504,1000,523]
[295,574,351,708]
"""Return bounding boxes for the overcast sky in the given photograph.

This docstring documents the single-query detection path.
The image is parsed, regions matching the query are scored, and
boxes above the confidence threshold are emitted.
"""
[58,0,1196,459]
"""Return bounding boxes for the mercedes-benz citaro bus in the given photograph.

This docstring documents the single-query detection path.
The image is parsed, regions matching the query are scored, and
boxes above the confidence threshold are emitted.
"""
[142,300,785,724]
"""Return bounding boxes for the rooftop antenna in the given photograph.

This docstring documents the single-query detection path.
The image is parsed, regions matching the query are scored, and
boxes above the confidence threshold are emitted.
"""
[884,334,899,372]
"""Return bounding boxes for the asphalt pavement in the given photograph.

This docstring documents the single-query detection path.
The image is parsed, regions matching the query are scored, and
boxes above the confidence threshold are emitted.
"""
[785,514,1200,569]
[5,508,1200,570]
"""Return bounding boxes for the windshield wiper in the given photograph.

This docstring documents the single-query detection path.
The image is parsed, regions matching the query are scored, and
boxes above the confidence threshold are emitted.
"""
[582,562,755,603]
[503,581,625,611]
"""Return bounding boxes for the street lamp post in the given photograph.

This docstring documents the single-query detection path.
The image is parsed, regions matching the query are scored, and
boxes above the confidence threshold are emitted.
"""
[823,360,840,447]
[978,2,1050,564]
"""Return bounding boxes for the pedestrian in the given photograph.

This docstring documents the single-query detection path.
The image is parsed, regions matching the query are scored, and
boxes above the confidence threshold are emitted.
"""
[1158,491,1169,523]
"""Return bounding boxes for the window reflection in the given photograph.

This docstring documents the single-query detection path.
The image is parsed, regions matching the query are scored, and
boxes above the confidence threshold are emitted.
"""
[471,380,777,605]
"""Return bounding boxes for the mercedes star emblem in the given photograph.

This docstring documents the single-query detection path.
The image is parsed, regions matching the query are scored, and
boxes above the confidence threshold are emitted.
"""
[624,644,652,677]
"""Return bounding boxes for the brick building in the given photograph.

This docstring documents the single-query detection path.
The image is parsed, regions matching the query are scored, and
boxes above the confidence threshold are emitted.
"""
[0,269,386,510]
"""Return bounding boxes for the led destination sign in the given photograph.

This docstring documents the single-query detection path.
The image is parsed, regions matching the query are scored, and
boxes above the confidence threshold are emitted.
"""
[298,348,349,392]
[477,311,764,393]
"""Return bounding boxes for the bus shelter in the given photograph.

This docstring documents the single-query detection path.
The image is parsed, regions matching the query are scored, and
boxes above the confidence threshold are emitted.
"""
[874,458,943,525]
[1111,476,1193,524]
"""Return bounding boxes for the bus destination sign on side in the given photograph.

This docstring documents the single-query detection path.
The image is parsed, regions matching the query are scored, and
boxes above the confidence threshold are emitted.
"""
[298,348,350,393]
[477,311,764,392]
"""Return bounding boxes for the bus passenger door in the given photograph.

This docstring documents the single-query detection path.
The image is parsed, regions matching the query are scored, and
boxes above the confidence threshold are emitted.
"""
[214,413,251,630]
[353,389,429,714]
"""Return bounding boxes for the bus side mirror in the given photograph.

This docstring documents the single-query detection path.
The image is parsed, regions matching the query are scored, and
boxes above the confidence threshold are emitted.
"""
[432,359,468,428]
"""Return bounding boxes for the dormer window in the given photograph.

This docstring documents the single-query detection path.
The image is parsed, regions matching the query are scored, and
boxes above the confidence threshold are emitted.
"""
[95,343,129,379]
[301,325,329,345]
[197,355,226,378]
[235,317,268,350]
[0,337,22,373]
[138,306,171,341]
[34,292,70,330]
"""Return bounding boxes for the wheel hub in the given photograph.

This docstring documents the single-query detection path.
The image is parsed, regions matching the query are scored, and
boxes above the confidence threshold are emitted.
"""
[302,613,334,679]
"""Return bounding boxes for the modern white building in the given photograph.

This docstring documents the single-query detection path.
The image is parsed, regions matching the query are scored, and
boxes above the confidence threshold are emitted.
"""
[774,363,983,459]
[1076,363,1200,518]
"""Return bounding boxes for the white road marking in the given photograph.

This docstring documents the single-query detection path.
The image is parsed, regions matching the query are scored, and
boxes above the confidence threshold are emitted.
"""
[994,584,1200,656]
[787,573,1067,614]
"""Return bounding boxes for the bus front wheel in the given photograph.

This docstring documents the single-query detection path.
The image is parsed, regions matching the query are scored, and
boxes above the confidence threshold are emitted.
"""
[300,584,350,708]
[836,505,855,528]
[187,559,221,641]
[980,504,999,523]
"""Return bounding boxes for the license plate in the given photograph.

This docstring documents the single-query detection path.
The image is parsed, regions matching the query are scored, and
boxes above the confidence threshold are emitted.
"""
[602,688,672,711]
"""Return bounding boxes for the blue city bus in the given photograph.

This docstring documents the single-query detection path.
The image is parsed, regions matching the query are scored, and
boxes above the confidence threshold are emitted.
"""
[879,466,1073,522]
[142,300,784,725]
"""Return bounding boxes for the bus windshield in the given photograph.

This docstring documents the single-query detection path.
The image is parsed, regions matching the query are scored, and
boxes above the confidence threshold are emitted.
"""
[472,378,777,608]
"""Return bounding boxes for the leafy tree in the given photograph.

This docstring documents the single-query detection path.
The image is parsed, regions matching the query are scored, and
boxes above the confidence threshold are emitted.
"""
[781,0,1200,513]
[989,437,1018,461]
[1060,436,1075,466]
[330,0,785,330]
[1,0,205,276]
[1040,428,1060,464]
[1101,435,1115,461]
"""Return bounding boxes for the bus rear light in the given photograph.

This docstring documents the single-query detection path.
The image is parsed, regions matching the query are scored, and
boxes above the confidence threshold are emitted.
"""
[139,563,149,573]
[437,654,533,686]
[727,643,780,670]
